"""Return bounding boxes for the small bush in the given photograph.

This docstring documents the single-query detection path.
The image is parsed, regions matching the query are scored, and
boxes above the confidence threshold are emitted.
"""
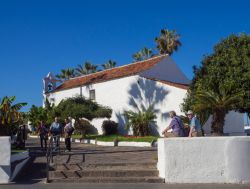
[74,119,92,138]
[102,120,118,135]
[124,105,156,136]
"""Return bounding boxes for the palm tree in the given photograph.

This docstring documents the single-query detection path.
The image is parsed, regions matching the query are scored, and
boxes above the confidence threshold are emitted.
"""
[193,89,243,135]
[28,105,47,130]
[132,52,143,62]
[140,47,154,60]
[56,68,75,80]
[102,60,116,70]
[155,29,181,55]
[75,61,98,76]
[132,47,154,62]
[0,96,27,136]
[124,105,156,136]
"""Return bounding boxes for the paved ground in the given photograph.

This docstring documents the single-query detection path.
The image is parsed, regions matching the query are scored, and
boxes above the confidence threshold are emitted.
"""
[56,143,157,165]
[2,183,250,189]
[7,137,250,189]
[13,137,157,184]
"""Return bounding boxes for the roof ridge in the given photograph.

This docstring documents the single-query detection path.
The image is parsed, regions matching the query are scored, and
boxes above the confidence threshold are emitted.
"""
[68,54,168,81]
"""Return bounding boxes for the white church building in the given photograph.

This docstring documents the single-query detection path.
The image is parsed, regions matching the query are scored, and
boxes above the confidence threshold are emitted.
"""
[43,55,247,136]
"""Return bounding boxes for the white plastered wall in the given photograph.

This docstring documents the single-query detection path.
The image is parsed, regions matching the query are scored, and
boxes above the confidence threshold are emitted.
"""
[49,75,187,135]
[48,87,81,106]
[140,56,190,84]
[0,137,11,184]
[158,137,250,183]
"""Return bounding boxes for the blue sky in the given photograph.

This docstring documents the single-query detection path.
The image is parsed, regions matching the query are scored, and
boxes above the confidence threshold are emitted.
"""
[0,0,250,111]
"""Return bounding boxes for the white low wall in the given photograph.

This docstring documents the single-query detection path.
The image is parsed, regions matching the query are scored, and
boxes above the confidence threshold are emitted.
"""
[158,137,250,184]
[11,151,29,162]
[60,137,152,147]
[0,137,11,184]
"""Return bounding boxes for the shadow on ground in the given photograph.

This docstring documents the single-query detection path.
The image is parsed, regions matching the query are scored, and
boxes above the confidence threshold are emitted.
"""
[13,140,47,184]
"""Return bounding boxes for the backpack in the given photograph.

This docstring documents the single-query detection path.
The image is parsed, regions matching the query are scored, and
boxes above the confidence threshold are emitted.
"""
[174,117,185,137]
[67,126,75,135]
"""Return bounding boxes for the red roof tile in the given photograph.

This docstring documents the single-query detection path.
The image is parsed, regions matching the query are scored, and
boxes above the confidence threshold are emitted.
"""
[52,55,167,92]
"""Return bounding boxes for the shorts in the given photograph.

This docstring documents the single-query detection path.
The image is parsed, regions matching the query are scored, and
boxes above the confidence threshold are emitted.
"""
[191,131,202,137]
[164,132,180,138]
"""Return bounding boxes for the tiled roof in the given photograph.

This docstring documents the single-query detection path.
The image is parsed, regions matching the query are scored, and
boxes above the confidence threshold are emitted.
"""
[51,55,167,92]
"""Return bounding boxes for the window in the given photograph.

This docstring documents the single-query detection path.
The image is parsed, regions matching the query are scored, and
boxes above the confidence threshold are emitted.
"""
[47,82,53,92]
[89,89,95,100]
[49,98,55,104]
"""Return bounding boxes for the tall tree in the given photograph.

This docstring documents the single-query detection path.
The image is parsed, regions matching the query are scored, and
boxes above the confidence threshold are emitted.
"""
[56,68,75,80]
[182,34,250,134]
[75,61,98,76]
[155,29,181,55]
[132,47,154,62]
[140,47,154,60]
[102,60,116,70]
[28,98,55,130]
[28,105,48,129]
[193,90,243,135]
[0,96,27,136]
[132,51,143,62]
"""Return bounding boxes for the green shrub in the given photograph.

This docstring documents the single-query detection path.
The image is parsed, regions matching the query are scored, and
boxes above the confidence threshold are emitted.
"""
[102,120,118,135]
[74,119,93,138]
[54,96,112,120]
[124,105,156,136]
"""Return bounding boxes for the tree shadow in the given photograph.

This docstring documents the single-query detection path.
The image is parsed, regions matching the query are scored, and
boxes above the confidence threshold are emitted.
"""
[115,111,128,135]
[13,147,47,184]
[126,77,169,136]
[88,124,98,135]
[161,112,171,121]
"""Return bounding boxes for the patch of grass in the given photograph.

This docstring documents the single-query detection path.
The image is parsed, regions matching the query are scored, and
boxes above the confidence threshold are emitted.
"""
[11,149,27,154]
[11,144,27,154]
[71,134,159,143]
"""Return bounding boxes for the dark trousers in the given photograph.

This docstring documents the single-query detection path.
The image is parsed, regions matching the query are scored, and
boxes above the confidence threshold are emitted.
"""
[52,134,60,149]
[65,137,71,151]
[40,135,47,149]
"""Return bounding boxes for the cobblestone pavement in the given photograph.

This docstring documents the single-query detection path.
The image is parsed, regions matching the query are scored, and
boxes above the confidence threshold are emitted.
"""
[3,183,250,189]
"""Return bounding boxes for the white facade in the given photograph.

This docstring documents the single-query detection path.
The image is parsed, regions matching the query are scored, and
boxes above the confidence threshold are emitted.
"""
[47,75,187,135]
[0,137,11,184]
[140,56,190,84]
[158,137,250,184]
[44,56,246,136]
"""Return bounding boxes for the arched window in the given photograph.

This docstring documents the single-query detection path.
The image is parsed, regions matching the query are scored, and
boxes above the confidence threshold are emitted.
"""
[48,82,53,92]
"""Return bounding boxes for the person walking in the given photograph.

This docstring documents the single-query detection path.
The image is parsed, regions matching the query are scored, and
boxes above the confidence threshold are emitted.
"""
[50,117,62,150]
[38,121,48,150]
[64,118,74,152]
[187,110,202,137]
[15,125,30,149]
[162,111,185,137]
